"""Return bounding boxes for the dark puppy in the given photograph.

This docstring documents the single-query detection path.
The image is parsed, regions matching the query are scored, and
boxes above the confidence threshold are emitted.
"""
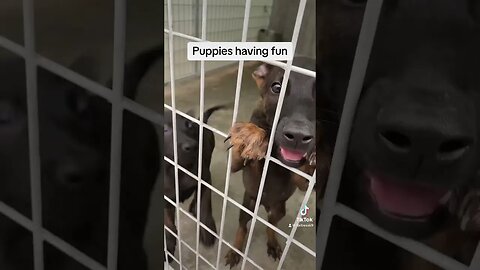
[319,0,480,269]
[224,57,324,268]
[163,105,224,261]
[0,47,161,269]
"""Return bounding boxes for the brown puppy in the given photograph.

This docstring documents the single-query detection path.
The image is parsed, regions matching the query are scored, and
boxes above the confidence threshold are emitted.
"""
[224,58,329,268]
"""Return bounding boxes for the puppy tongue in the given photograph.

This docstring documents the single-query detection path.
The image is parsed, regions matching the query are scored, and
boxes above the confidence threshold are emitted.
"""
[280,147,304,162]
[369,175,447,217]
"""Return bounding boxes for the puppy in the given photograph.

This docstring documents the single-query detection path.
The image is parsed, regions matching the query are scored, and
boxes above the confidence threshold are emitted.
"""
[224,58,328,268]
[163,105,225,262]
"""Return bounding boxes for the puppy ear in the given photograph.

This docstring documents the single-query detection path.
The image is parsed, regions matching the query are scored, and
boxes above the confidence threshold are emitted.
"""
[252,63,271,89]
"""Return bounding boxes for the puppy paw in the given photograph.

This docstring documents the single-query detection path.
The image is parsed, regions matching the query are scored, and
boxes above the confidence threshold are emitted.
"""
[266,241,283,261]
[199,218,217,247]
[225,249,242,268]
[226,122,268,160]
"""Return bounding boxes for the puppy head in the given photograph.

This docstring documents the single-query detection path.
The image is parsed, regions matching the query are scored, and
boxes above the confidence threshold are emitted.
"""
[164,109,199,171]
[252,58,316,168]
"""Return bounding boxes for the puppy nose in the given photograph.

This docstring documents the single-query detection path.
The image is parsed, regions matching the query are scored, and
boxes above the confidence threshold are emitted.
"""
[181,141,197,153]
[283,126,313,145]
[378,123,473,163]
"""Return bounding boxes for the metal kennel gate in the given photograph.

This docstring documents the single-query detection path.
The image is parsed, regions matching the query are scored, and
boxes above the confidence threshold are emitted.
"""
[164,0,273,83]
[164,0,316,269]
[315,1,480,270]
[0,0,478,270]
[165,0,480,270]
[0,0,165,270]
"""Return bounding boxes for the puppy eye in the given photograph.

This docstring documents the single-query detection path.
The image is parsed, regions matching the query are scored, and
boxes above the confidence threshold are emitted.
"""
[164,125,171,133]
[271,82,282,94]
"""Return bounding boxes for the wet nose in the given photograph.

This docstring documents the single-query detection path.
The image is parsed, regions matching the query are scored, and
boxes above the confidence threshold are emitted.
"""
[377,116,473,163]
[283,125,314,146]
[181,141,197,153]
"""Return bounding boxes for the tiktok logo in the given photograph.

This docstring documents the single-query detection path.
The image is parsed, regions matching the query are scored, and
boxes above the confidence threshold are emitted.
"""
[300,205,309,217]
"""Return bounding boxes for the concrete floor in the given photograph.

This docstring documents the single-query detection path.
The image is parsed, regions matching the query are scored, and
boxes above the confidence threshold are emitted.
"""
[159,63,316,270]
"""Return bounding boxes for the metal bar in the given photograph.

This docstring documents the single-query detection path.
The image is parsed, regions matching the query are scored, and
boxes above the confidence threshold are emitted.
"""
[22,0,44,269]
[214,0,252,267]
[0,35,26,57]
[240,1,308,269]
[195,0,208,268]
[316,0,384,267]
[165,224,263,269]
[43,230,107,270]
[0,201,34,231]
[165,106,316,182]
[163,155,316,257]
[164,104,229,137]
[336,204,469,270]
[121,98,163,126]
[469,242,480,269]
[0,36,165,130]
[36,56,113,101]
[277,172,317,269]
[106,0,127,269]
[0,203,107,270]
[167,0,184,266]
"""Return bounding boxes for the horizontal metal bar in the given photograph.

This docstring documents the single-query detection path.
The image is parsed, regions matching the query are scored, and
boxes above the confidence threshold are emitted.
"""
[336,203,468,270]
[162,158,316,257]
[0,202,34,230]
[122,98,163,126]
[0,35,26,57]
[164,224,263,269]
[270,157,315,182]
[0,36,164,130]
[164,29,203,42]
[36,56,113,101]
[43,230,106,270]
[0,202,106,270]
[163,226,215,270]
[164,104,228,138]
[164,106,316,183]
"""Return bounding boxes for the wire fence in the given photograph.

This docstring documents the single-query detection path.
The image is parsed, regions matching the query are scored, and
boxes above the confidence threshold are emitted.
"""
[165,0,317,269]
[0,0,479,269]
[315,1,480,270]
[0,0,163,270]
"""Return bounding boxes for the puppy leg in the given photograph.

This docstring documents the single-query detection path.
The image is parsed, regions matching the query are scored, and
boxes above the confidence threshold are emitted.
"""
[199,174,217,247]
[265,202,286,261]
[225,193,255,268]
[164,206,177,263]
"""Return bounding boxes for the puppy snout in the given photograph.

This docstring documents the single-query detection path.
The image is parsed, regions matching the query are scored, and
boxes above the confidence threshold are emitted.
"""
[282,125,313,145]
[181,141,197,153]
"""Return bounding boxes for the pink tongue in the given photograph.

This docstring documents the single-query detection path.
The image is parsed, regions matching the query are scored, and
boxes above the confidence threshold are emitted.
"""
[369,176,446,217]
[280,148,304,161]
